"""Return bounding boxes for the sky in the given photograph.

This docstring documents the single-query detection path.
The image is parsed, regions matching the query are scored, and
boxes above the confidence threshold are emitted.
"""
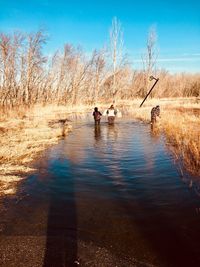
[0,0,200,73]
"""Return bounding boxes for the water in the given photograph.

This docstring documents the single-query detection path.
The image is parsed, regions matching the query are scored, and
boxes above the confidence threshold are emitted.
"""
[1,115,200,267]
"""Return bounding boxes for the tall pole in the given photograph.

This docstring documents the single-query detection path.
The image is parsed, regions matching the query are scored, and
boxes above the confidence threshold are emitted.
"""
[139,76,159,107]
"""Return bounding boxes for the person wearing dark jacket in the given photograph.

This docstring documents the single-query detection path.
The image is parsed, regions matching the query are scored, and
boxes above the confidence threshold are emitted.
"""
[151,105,160,124]
[93,107,102,124]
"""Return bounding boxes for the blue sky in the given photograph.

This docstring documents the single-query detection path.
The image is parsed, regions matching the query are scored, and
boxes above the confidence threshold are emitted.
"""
[0,0,200,73]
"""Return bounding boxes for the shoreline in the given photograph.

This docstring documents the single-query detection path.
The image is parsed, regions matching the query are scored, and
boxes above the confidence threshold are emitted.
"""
[0,105,75,196]
[0,98,199,196]
[119,98,199,177]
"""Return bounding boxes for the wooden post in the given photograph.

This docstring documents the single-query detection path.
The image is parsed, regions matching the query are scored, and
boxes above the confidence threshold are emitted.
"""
[139,76,159,107]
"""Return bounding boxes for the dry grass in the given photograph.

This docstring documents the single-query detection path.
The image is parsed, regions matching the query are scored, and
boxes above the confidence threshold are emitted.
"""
[119,97,200,177]
[0,105,85,196]
[0,99,199,196]
[0,103,107,196]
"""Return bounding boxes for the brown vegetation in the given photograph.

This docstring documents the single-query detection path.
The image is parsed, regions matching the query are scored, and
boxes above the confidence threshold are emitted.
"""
[0,30,199,110]
[0,27,199,195]
[0,99,199,196]
[0,105,76,196]
[121,98,200,177]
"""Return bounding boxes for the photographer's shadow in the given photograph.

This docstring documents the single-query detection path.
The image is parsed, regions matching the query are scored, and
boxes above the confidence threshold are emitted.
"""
[43,172,77,267]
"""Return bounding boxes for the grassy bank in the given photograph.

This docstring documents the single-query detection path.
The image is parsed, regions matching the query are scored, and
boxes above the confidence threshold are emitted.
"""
[119,97,200,177]
[0,105,84,196]
[0,98,199,196]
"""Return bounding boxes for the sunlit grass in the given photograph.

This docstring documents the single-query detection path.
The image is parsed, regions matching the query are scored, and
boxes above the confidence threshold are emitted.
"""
[0,105,77,196]
[120,98,200,176]
[0,98,199,196]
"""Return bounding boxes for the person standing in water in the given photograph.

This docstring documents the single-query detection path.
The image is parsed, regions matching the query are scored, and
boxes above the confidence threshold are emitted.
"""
[106,104,118,124]
[93,107,102,125]
[151,105,160,124]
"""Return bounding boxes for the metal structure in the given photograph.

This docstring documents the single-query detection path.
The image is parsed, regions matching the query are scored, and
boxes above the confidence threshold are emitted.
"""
[139,76,159,107]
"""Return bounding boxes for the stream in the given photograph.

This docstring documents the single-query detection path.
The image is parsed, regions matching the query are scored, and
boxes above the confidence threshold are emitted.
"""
[1,115,200,267]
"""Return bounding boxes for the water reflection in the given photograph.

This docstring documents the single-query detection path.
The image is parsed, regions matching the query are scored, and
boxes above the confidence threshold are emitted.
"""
[107,124,118,141]
[106,124,125,186]
[2,116,200,267]
[150,124,161,141]
[94,124,101,142]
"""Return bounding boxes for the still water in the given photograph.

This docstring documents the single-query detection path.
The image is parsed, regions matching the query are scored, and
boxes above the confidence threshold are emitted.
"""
[1,115,200,267]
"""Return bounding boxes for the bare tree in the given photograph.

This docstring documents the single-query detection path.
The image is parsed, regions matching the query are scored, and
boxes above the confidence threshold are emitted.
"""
[23,30,47,105]
[0,28,199,111]
[0,32,24,107]
[141,26,158,97]
[89,49,106,104]
[109,17,125,102]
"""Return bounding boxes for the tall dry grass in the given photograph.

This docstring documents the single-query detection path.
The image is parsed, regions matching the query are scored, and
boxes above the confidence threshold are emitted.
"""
[0,105,81,196]
[120,98,200,177]
[0,99,199,196]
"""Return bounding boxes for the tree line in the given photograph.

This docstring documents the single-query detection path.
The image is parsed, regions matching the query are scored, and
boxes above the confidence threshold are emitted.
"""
[0,20,199,109]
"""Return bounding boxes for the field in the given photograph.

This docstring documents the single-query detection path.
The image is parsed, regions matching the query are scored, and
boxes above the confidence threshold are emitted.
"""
[0,98,199,196]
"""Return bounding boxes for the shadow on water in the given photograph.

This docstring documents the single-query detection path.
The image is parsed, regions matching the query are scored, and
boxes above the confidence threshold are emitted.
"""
[130,127,199,266]
[2,116,200,267]
[43,171,77,266]
[85,121,200,266]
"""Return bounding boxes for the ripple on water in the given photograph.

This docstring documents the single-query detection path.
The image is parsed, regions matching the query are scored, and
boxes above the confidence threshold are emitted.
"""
[3,117,200,267]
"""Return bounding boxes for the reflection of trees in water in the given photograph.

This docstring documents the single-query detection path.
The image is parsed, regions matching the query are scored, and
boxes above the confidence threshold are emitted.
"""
[43,119,200,266]
[63,145,86,164]
[108,126,124,186]
[103,124,125,186]
[107,124,118,141]
[61,126,92,164]
[101,124,118,142]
